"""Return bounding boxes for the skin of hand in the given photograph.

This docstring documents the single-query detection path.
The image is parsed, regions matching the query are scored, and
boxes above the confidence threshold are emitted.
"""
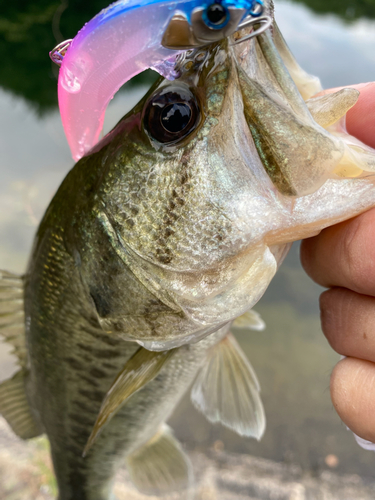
[301,82,375,443]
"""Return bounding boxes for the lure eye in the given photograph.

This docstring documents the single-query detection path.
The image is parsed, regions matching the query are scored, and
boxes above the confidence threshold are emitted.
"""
[144,86,200,144]
[203,2,229,29]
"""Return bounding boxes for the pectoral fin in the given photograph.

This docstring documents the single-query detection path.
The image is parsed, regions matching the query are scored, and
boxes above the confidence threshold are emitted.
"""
[233,309,265,331]
[306,88,359,129]
[0,370,42,439]
[191,333,265,440]
[84,347,174,455]
[126,424,193,496]
[306,89,375,178]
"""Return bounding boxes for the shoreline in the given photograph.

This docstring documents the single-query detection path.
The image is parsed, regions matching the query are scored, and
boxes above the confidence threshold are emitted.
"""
[1,417,374,500]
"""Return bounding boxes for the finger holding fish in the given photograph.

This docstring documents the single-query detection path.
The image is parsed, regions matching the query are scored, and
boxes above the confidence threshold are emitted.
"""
[301,207,375,294]
[301,82,375,447]
[319,287,375,362]
[330,358,375,445]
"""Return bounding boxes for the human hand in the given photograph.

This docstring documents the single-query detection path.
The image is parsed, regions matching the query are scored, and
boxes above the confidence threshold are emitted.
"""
[301,82,375,446]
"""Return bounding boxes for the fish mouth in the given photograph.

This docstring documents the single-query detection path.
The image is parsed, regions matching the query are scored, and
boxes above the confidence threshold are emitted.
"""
[234,28,347,197]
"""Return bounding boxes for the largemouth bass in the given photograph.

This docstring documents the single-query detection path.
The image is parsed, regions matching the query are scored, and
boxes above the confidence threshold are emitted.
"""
[1,13,375,500]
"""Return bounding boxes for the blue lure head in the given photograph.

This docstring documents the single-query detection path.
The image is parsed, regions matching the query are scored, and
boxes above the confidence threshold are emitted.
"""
[161,0,268,49]
[202,0,264,30]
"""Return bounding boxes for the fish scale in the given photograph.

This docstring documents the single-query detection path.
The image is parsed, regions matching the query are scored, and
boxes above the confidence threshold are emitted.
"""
[101,75,237,271]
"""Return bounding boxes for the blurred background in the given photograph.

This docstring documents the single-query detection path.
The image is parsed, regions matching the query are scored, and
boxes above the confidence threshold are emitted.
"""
[0,0,375,498]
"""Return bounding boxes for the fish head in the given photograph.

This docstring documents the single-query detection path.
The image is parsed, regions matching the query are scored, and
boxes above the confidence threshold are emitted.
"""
[94,37,273,262]
[77,31,374,350]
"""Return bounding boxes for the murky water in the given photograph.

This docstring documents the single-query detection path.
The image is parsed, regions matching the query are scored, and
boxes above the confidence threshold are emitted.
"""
[0,0,375,487]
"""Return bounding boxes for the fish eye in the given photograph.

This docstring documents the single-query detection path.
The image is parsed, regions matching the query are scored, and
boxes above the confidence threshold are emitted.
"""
[203,3,229,29]
[144,86,200,144]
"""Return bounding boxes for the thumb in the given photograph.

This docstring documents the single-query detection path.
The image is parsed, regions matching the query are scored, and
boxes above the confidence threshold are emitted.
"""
[346,82,375,149]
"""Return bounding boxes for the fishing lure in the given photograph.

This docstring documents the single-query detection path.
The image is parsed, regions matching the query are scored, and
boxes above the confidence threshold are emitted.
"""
[50,0,271,161]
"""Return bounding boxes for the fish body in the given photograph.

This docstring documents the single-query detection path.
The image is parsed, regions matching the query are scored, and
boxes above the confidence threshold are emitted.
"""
[22,102,233,496]
[2,38,268,499]
[26,228,228,499]
[2,13,375,500]
[56,0,267,160]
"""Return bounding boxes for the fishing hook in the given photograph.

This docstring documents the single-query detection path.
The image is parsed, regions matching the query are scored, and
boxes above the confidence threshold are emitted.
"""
[230,15,273,45]
[49,39,72,66]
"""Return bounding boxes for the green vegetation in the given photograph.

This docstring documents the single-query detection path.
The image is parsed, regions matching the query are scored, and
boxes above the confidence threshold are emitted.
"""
[0,0,156,113]
[1,0,374,112]
[291,0,375,21]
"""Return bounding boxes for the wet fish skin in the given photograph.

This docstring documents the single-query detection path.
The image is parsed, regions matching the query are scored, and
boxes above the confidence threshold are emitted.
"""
[24,139,235,494]
[22,40,253,500]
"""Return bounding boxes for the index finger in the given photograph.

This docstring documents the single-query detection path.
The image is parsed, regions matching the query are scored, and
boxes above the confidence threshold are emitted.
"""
[346,83,375,148]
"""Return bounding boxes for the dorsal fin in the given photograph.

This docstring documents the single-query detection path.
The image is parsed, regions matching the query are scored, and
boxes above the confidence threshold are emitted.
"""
[84,347,174,455]
[126,424,193,497]
[191,333,265,440]
[0,270,26,368]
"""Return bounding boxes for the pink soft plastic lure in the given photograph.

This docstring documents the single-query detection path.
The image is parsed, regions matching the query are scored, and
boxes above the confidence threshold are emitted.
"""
[52,0,266,160]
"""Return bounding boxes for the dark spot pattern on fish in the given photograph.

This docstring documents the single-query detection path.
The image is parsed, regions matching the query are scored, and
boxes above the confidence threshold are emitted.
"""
[78,388,105,403]
[81,325,122,346]
[73,399,97,415]
[94,348,123,359]
[90,367,107,378]
[67,470,89,500]
[102,362,117,370]
[80,353,94,364]
[77,343,95,354]
[68,412,95,428]
[65,357,84,371]
[70,424,90,443]
[76,343,122,359]
[66,443,84,457]
[80,374,100,388]
[112,321,125,332]
[158,159,192,265]
[81,310,103,329]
